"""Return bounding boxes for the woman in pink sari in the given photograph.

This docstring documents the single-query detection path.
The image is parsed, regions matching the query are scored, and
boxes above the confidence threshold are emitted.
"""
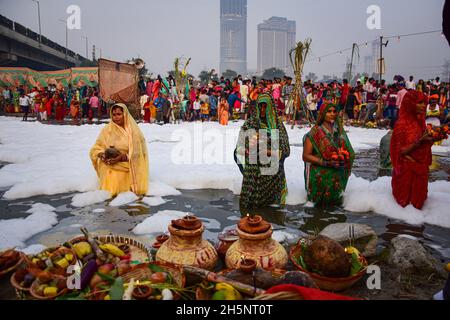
[189,87,197,104]
[272,78,283,115]
[146,80,153,99]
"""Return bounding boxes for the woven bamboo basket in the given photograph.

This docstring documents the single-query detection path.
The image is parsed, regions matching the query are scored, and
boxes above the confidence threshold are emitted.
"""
[69,234,152,263]
[10,269,32,293]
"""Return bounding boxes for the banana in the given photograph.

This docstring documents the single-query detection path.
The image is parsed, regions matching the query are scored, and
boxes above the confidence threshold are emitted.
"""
[73,242,92,259]
[43,286,58,297]
[99,244,125,257]
[215,283,236,291]
[214,283,242,300]
[345,246,360,255]
[55,258,69,269]
[64,253,74,262]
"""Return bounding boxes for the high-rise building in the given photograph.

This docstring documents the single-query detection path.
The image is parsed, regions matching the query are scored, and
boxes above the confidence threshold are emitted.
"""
[220,0,247,76]
[363,40,380,76]
[257,17,296,75]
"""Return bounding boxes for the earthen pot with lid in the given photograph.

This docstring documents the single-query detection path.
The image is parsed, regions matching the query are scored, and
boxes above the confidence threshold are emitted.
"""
[155,214,218,270]
[225,214,288,270]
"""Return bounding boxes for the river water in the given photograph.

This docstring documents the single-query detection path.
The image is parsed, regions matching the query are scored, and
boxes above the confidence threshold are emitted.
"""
[1,148,449,261]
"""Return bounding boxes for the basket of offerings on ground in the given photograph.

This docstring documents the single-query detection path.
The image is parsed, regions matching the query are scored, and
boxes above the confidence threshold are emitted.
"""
[289,235,368,292]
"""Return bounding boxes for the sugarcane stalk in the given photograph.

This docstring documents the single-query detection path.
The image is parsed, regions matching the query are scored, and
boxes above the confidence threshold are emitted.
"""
[183,265,266,297]
[289,38,312,128]
[80,227,107,262]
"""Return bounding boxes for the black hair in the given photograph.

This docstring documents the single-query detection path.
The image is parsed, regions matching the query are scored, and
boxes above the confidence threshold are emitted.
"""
[111,104,124,112]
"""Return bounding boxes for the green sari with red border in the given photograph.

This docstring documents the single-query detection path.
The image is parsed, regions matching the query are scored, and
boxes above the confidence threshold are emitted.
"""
[303,103,355,206]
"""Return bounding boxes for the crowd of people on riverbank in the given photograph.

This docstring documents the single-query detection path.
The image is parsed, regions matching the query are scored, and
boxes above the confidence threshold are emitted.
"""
[0,84,107,124]
[0,74,449,128]
[136,74,450,128]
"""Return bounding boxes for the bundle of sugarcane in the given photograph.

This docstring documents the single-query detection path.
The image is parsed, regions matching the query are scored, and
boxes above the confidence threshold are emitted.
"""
[288,38,313,128]
[173,57,191,101]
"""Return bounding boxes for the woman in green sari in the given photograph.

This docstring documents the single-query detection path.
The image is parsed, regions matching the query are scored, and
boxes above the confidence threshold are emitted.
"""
[235,93,290,210]
[302,102,355,206]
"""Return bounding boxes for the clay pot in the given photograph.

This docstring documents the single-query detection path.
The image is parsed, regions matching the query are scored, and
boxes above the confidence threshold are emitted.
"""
[156,234,169,243]
[247,215,263,226]
[239,258,257,274]
[238,215,271,234]
[215,229,239,260]
[171,215,202,230]
[132,285,153,300]
[225,216,288,270]
[153,234,169,249]
[156,216,218,270]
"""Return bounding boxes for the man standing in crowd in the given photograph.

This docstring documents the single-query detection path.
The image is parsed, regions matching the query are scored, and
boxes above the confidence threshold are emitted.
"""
[282,77,294,124]
[154,94,167,124]
[89,92,100,123]
[19,92,30,121]
[406,76,416,90]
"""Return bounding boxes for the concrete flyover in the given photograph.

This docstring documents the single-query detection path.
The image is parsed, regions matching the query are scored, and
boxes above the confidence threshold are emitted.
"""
[0,14,90,70]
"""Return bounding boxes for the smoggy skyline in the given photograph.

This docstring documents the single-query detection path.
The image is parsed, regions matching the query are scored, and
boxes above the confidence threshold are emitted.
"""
[1,0,449,81]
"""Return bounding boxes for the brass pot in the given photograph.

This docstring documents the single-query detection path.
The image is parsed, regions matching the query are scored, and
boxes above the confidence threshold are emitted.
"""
[156,221,218,270]
[225,220,288,270]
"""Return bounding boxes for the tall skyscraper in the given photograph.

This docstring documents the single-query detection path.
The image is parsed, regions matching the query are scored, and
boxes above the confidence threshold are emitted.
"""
[257,17,296,75]
[220,0,247,76]
[363,39,380,76]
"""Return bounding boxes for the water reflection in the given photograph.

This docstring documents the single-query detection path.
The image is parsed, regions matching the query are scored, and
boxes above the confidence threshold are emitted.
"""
[124,204,151,217]
[300,206,347,234]
[381,223,426,242]
[1,149,449,260]
[430,154,450,182]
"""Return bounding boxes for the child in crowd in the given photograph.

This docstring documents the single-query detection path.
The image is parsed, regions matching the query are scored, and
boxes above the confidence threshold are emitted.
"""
[201,101,210,122]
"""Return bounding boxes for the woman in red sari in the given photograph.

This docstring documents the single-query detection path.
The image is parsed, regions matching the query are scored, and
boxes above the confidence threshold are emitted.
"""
[45,94,55,120]
[143,96,152,123]
[55,96,65,122]
[390,90,435,209]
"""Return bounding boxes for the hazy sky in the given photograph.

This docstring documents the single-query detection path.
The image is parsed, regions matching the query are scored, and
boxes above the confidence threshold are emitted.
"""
[1,0,449,81]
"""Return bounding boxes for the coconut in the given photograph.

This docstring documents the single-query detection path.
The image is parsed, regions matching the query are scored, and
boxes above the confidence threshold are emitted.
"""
[303,235,351,278]
[105,146,120,160]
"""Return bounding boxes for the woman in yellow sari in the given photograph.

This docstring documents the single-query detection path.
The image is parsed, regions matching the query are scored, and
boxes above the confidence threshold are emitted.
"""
[90,103,149,196]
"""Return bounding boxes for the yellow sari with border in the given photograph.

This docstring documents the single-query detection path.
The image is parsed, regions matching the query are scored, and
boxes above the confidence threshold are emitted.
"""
[90,103,149,196]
